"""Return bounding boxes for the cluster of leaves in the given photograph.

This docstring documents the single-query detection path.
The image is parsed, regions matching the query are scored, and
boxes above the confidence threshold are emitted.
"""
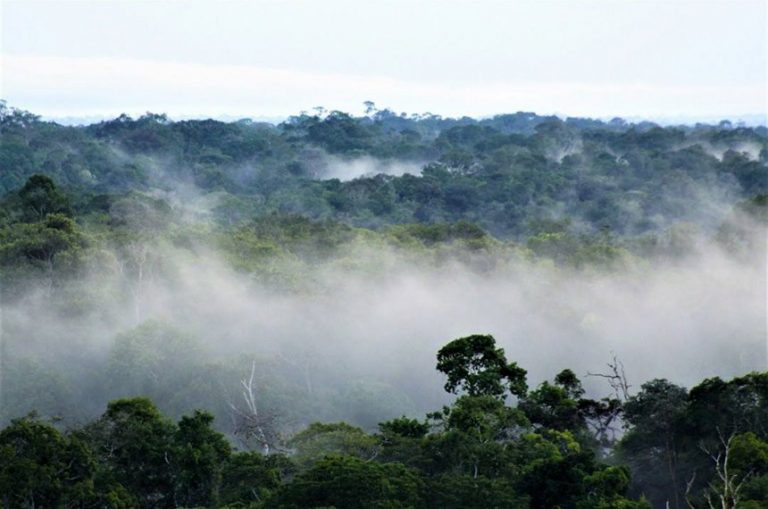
[3,335,765,508]
[1,102,765,238]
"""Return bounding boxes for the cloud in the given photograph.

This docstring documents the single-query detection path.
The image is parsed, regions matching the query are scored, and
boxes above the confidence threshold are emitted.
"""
[2,54,765,120]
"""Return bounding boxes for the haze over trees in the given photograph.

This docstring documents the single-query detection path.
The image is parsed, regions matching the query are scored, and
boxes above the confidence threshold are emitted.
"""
[0,102,766,508]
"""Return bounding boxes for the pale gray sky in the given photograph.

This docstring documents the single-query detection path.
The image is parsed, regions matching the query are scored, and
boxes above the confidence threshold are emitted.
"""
[1,0,766,121]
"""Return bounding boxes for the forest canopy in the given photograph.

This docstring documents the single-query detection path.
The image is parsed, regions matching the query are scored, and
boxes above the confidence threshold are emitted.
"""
[2,335,766,508]
[0,103,765,508]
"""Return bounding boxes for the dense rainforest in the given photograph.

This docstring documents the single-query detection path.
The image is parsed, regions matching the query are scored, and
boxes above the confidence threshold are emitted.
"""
[2,335,767,508]
[0,102,766,508]
[1,102,765,238]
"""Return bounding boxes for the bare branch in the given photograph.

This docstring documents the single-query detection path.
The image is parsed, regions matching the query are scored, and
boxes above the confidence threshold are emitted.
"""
[695,430,752,509]
[226,360,284,455]
[587,353,631,402]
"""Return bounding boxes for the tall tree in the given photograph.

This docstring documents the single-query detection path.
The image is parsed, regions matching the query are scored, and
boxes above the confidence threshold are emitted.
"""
[17,174,72,222]
[436,334,527,399]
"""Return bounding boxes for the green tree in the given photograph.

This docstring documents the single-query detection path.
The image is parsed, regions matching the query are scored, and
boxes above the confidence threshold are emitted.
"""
[17,174,72,222]
[219,452,294,506]
[0,416,97,508]
[288,422,379,468]
[423,395,528,479]
[728,432,768,508]
[619,379,689,509]
[87,397,176,508]
[274,455,424,509]
[173,410,231,508]
[519,369,590,434]
[0,213,88,293]
[426,474,526,509]
[436,334,527,399]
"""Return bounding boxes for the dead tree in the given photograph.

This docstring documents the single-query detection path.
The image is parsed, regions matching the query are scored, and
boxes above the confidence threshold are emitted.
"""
[585,354,632,444]
[587,354,631,401]
[684,429,753,509]
[228,360,282,454]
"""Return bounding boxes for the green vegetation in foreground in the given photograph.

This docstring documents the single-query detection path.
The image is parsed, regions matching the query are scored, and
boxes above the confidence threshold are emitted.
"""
[2,335,766,509]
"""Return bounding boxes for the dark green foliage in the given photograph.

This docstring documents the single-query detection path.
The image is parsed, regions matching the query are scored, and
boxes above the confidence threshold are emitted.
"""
[288,422,379,467]
[305,111,374,153]
[436,334,527,398]
[219,452,293,506]
[0,105,764,240]
[88,398,177,508]
[0,416,97,508]
[0,211,89,297]
[618,373,768,509]
[174,411,232,508]
[519,380,584,432]
[273,455,424,509]
[17,174,72,222]
[387,221,488,246]
[379,417,429,439]
[618,379,690,508]
[0,340,762,509]
[425,474,527,509]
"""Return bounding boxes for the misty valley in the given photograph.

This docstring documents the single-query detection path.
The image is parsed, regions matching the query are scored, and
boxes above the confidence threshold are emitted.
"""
[0,104,766,508]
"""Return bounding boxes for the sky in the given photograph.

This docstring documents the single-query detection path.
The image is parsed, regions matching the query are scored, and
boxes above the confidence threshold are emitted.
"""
[1,0,766,122]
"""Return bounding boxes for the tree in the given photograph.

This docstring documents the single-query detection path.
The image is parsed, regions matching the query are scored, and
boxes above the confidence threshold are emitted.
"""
[273,455,424,509]
[519,373,585,433]
[619,379,689,509]
[436,334,527,399]
[87,397,176,509]
[377,417,430,466]
[426,473,526,509]
[173,410,231,508]
[288,422,379,468]
[423,394,528,479]
[0,213,88,294]
[219,451,294,506]
[514,430,649,509]
[0,416,97,508]
[726,432,768,507]
[686,430,762,509]
[17,174,72,222]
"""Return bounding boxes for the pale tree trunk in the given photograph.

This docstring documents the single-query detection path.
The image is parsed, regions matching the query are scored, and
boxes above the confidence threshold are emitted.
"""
[686,429,753,509]
[228,360,279,455]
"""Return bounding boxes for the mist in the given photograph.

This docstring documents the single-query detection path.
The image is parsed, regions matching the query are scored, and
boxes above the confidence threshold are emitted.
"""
[2,217,764,430]
[316,155,424,181]
[1,107,765,442]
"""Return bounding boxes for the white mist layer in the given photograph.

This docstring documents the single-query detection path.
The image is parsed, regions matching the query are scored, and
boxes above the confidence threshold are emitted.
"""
[318,156,424,181]
[4,240,765,417]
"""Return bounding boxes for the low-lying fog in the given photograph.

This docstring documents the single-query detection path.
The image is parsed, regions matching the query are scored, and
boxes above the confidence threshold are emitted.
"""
[315,156,424,181]
[3,232,765,427]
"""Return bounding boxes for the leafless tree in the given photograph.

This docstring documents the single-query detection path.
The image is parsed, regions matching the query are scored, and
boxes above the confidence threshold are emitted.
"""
[685,428,753,509]
[587,354,631,401]
[228,360,282,454]
[585,354,632,444]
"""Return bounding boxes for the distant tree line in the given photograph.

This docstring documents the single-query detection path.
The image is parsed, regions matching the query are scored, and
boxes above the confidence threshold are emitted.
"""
[1,102,765,238]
